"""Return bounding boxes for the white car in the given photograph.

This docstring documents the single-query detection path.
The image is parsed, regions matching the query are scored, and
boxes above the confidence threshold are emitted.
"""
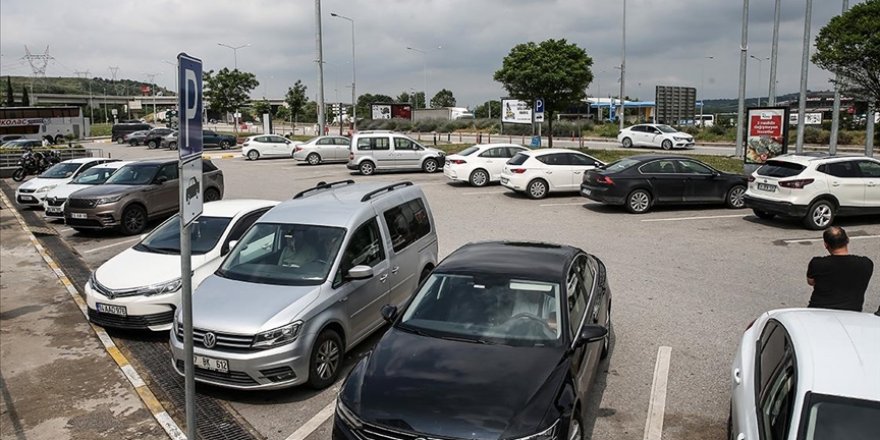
[14,157,116,208]
[241,134,297,160]
[743,154,880,229]
[500,148,605,199]
[291,135,351,165]
[84,199,278,331]
[729,308,880,440]
[617,124,694,150]
[443,143,528,187]
[43,161,132,220]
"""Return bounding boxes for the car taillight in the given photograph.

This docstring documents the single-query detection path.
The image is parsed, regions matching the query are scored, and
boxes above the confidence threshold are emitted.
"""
[243,142,249,146]
[295,146,303,152]
[595,175,614,185]
[747,175,755,182]
[449,159,466,165]
[511,168,527,174]
[779,178,814,189]
[349,152,354,160]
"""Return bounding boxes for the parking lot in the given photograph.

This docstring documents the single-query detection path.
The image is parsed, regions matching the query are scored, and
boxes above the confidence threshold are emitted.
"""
[6,140,880,440]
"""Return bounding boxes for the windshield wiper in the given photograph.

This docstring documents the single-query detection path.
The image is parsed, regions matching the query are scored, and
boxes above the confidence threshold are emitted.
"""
[436,334,496,345]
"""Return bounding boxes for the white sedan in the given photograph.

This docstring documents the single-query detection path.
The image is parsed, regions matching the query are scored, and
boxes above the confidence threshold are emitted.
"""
[43,161,132,220]
[443,143,528,187]
[84,199,278,331]
[617,124,694,150]
[241,134,297,160]
[730,308,879,440]
[500,148,604,199]
[15,157,116,208]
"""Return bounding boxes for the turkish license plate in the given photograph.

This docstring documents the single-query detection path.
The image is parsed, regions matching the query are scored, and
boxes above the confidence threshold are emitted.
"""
[194,355,229,373]
[96,303,127,316]
[500,177,509,184]
[757,183,777,192]
[47,206,62,214]
[71,212,87,219]
[19,195,33,201]
[582,188,592,196]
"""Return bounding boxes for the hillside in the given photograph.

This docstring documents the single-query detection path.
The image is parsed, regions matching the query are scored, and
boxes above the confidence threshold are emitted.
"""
[4,75,172,97]
[702,92,808,113]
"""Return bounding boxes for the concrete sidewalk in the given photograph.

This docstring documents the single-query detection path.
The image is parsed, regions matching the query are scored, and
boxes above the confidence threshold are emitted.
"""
[0,201,166,439]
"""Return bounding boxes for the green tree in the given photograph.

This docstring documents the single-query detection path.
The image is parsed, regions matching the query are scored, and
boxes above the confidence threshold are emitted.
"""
[252,99,271,119]
[5,76,13,106]
[812,0,880,108]
[356,93,395,119]
[275,105,290,122]
[396,91,411,104]
[302,101,318,123]
[203,68,259,119]
[475,100,502,119]
[285,80,308,123]
[21,86,30,106]
[430,88,457,107]
[412,91,425,109]
[494,39,593,146]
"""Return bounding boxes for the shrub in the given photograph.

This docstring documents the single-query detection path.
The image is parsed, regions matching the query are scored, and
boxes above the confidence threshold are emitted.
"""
[836,130,854,145]
[802,127,829,144]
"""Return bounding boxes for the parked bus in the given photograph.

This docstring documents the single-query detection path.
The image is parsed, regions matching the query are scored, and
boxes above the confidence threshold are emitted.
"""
[0,106,89,144]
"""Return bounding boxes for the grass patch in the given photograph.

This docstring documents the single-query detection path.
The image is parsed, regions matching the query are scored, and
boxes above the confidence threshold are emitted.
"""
[90,123,112,137]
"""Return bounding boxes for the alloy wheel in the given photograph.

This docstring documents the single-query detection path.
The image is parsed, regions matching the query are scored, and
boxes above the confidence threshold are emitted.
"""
[568,418,582,440]
[811,204,833,228]
[728,186,745,208]
[308,153,321,165]
[528,180,547,199]
[629,191,650,213]
[315,340,340,380]
[247,150,259,161]
[470,169,489,187]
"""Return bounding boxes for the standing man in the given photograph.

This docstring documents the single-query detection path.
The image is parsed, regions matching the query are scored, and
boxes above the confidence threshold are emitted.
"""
[806,226,874,312]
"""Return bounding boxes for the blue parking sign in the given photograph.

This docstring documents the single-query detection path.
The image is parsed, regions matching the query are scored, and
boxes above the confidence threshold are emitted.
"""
[178,53,203,159]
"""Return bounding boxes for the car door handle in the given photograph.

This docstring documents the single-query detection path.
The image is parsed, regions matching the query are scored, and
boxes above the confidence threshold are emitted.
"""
[831,181,840,187]
[733,368,742,385]
[574,171,582,175]
[391,266,399,274]
[379,274,388,282]
[339,296,349,303]
[868,182,877,187]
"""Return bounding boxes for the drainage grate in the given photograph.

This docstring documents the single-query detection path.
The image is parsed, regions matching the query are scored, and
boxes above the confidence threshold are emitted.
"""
[1,183,261,440]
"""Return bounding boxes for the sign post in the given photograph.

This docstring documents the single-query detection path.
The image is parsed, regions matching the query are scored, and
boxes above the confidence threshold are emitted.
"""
[177,52,203,440]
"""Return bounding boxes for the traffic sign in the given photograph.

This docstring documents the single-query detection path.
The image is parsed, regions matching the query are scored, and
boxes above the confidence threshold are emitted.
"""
[179,157,203,226]
[178,53,203,160]
[535,98,545,122]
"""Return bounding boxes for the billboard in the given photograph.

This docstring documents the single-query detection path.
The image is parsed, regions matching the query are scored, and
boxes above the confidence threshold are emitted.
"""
[745,107,789,165]
[655,86,696,125]
[502,99,532,124]
[371,103,412,120]
[788,112,822,125]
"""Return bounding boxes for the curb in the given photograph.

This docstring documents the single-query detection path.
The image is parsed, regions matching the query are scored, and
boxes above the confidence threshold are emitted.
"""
[0,191,186,440]
[204,153,239,160]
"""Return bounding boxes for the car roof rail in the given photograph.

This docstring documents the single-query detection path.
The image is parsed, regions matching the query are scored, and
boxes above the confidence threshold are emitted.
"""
[293,180,356,199]
[355,130,394,134]
[360,181,414,202]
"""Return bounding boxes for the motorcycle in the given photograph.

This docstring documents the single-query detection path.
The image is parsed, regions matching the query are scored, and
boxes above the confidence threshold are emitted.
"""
[11,150,60,182]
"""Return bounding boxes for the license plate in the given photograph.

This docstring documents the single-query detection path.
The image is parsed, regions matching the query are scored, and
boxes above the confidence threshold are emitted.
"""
[583,189,592,196]
[47,207,62,213]
[194,355,229,373]
[19,195,33,201]
[96,303,127,316]
[71,212,87,219]
[757,183,777,192]
[501,177,509,184]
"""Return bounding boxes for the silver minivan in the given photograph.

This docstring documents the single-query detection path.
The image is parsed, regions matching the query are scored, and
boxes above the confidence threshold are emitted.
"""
[346,131,446,175]
[170,180,439,389]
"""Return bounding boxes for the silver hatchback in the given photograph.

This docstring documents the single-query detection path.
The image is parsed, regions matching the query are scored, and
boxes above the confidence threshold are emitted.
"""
[346,131,445,175]
[170,180,439,389]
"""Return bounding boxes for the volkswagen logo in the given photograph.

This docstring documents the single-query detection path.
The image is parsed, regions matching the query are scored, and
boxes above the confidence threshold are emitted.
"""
[203,332,217,348]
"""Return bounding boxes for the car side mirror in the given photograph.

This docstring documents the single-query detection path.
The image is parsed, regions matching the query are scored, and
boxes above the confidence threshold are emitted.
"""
[347,265,374,280]
[380,304,398,323]
[156,175,169,184]
[712,171,721,177]
[222,240,238,256]
[285,140,291,144]
[575,325,608,348]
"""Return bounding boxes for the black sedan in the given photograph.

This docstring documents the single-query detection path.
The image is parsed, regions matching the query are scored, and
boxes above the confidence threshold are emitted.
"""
[580,154,747,213]
[334,241,611,440]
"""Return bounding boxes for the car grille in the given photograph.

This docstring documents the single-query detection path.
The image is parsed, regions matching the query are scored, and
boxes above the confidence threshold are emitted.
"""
[354,423,430,440]
[46,197,66,207]
[68,198,97,209]
[64,218,105,228]
[16,195,39,204]
[175,360,258,386]
[175,322,255,351]
[88,308,174,330]
[18,188,36,194]
[91,279,144,298]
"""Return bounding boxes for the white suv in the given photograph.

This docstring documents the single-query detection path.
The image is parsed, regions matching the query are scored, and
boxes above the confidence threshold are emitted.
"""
[346,131,445,175]
[743,154,880,229]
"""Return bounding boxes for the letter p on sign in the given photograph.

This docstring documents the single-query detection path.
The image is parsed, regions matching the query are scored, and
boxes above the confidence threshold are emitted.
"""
[177,53,203,159]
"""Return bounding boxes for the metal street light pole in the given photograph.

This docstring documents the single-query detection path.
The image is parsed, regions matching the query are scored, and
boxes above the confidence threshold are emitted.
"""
[331,13,357,133]
[162,60,178,95]
[830,0,850,154]
[217,42,250,70]
[619,0,626,131]
[406,47,428,108]
[700,56,714,127]
[734,0,750,159]
[146,72,159,124]
[315,0,326,135]
[795,0,813,154]
[750,55,769,106]
[768,0,782,105]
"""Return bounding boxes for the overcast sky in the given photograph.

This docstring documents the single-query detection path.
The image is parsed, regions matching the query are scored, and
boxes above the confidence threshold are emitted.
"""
[0,0,861,107]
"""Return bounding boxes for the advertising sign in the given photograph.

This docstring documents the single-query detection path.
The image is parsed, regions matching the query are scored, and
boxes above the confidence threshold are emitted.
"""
[788,112,822,125]
[128,100,143,110]
[177,53,203,160]
[0,118,46,127]
[502,99,532,124]
[372,104,391,119]
[391,104,412,119]
[746,107,789,165]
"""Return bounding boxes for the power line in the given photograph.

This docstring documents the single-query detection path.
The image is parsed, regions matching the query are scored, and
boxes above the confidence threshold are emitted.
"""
[21,45,54,94]
[108,66,120,95]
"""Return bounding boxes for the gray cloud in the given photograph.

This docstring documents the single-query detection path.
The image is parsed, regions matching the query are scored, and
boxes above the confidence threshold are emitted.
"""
[0,0,862,107]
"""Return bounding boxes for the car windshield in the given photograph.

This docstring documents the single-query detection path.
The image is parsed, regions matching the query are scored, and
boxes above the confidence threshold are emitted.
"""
[105,165,159,185]
[398,273,563,347]
[458,146,480,156]
[134,215,232,255]
[800,394,880,440]
[39,163,81,179]
[656,124,677,133]
[217,223,346,286]
[757,160,805,178]
[71,166,117,185]
[605,158,641,173]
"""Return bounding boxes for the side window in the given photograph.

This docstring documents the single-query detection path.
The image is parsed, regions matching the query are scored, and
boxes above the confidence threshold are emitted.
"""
[631,125,645,133]
[537,154,564,166]
[223,209,269,254]
[156,164,178,182]
[255,136,269,143]
[566,262,588,337]
[394,138,415,150]
[756,321,797,440]
[318,138,334,145]
[676,160,713,175]
[373,137,390,151]
[569,153,599,166]
[334,218,386,286]
[825,161,860,178]
[357,138,372,150]
[382,198,432,253]
[334,137,351,146]
[479,148,503,158]
[578,255,595,293]
[856,160,880,178]
[640,160,677,174]
[75,161,100,176]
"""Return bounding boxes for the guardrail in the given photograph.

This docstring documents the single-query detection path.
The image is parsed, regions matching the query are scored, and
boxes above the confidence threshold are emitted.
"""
[0,148,101,178]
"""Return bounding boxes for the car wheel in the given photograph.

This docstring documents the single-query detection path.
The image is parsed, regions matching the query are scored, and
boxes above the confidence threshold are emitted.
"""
[220,140,231,150]
[527,179,549,199]
[359,161,375,176]
[247,150,260,161]
[753,209,776,220]
[204,188,221,202]
[567,410,584,440]
[423,158,439,173]
[11,168,26,182]
[169,142,177,150]
[120,205,147,235]
[661,139,673,150]
[726,185,746,209]
[308,329,343,389]
[804,199,835,230]
[622,137,633,148]
[307,153,321,165]
[54,135,64,145]
[626,189,652,213]
[147,140,158,149]
[469,169,489,187]
[601,302,612,359]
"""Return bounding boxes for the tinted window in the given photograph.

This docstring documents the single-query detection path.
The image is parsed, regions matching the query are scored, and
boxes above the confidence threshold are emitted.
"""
[136,215,232,255]
[566,262,588,337]
[105,165,160,185]
[536,153,565,165]
[760,359,796,440]
[457,146,479,156]
[605,158,641,173]
[317,138,334,145]
[334,218,385,286]
[383,198,431,253]
[800,394,880,440]
[479,148,506,158]
[757,161,805,178]
[508,153,529,165]
[676,160,714,175]
[203,160,218,172]
[394,138,415,150]
[758,322,787,396]
[630,125,646,133]
[856,160,880,178]
[569,153,600,166]
[255,136,270,142]
[824,161,861,178]
[156,164,178,182]
[640,160,677,174]
[358,137,390,151]
[333,137,351,146]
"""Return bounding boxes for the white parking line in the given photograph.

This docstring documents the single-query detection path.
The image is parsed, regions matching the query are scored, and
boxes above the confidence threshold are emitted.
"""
[641,214,745,223]
[539,202,585,207]
[57,227,74,233]
[643,346,672,440]
[783,234,880,244]
[284,400,336,440]
[81,237,141,254]
[462,190,503,196]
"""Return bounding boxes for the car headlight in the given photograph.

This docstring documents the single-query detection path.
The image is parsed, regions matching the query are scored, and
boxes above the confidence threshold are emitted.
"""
[252,322,302,348]
[139,278,182,296]
[336,400,364,429]
[96,194,124,205]
[673,136,689,141]
[511,420,559,440]
[36,185,57,193]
